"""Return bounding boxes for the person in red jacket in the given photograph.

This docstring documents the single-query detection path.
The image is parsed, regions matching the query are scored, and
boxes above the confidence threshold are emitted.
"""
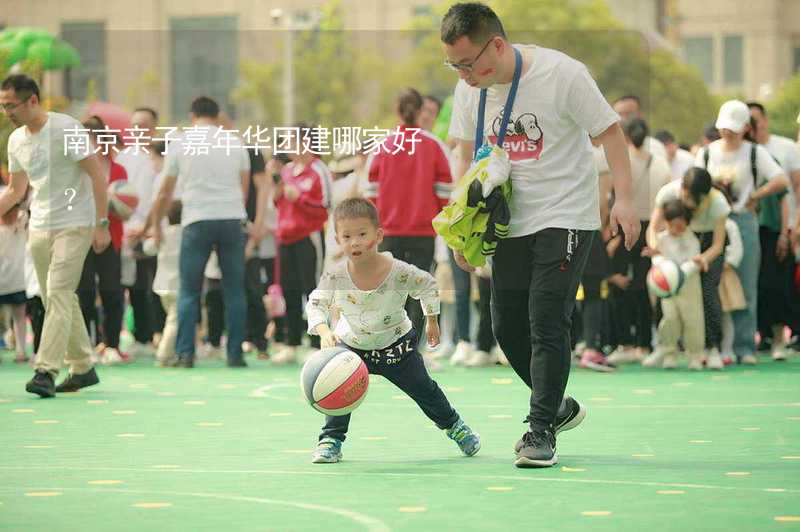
[77,116,129,364]
[271,123,333,364]
[364,87,453,342]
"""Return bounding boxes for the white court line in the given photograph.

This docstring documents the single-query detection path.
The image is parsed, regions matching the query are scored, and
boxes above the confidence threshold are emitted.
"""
[316,402,800,410]
[0,486,389,532]
[0,465,797,495]
[249,383,302,402]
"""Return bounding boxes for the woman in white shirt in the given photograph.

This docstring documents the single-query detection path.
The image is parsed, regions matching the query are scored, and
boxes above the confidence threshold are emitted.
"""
[649,168,730,368]
[695,100,788,364]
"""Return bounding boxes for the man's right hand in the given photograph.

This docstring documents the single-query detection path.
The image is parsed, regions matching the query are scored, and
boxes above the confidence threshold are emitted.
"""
[453,251,475,273]
[609,200,640,250]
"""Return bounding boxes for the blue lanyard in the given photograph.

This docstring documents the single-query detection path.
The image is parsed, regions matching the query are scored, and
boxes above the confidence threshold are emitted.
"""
[474,46,523,161]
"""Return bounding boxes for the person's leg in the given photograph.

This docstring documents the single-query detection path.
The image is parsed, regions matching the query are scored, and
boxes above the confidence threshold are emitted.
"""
[298,238,320,350]
[698,232,724,351]
[449,250,472,345]
[156,293,178,363]
[731,213,760,359]
[129,257,156,345]
[382,350,460,429]
[678,277,706,366]
[10,303,27,360]
[217,220,247,362]
[401,237,435,345]
[76,249,98,344]
[96,245,123,350]
[581,276,604,352]
[245,256,268,352]
[30,228,94,378]
[491,236,534,387]
[280,241,305,349]
[26,296,45,355]
[527,229,593,430]
[756,226,776,346]
[475,275,495,353]
[176,222,215,360]
[204,279,224,347]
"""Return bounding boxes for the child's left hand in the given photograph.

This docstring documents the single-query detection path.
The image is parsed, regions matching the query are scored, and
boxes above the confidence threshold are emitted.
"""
[425,316,440,349]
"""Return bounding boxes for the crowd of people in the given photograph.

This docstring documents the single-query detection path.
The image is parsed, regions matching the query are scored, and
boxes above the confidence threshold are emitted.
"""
[1,83,799,379]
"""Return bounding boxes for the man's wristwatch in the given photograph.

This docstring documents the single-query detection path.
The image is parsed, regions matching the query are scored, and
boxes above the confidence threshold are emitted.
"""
[97,217,110,229]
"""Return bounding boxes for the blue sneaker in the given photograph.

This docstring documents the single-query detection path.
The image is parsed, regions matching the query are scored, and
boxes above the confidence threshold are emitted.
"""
[311,437,343,464]
[446,418,481,456]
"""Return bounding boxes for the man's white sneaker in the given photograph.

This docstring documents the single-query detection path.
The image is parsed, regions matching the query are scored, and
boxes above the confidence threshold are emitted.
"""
[687,355,704,371]
[661,354,678,369]
[450,341,474,366]
[465,350,495,367]
[741,354,758,365]
[772,348,788,361]
[642,350,665,368]
[707,349,724,370]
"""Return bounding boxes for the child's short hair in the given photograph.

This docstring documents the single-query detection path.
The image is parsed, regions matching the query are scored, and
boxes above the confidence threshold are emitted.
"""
[334,197,379,230]
[663,198,689,223]
[167,200,182,225]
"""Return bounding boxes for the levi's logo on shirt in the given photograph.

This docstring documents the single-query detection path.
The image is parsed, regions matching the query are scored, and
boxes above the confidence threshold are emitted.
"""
[487,107,544,161]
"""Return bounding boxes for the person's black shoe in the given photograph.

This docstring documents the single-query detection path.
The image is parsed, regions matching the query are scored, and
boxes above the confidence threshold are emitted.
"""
[55,367,100,393]
[514,428,557,468]
[26,371,55,398]
[226,357,248,368]
[515,396,586,453]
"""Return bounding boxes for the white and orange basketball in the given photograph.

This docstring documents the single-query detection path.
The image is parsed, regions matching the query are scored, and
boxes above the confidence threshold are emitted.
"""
[108,180,139,221]
[300,347,369,416]
[647,259,685,298]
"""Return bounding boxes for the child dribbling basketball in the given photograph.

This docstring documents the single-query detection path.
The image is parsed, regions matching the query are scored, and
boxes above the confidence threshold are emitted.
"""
[649,199,706,369]
[305,197,480,463]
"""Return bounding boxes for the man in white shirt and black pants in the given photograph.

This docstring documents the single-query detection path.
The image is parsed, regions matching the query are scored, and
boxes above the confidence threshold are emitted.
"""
[442,3,638,468]
[0,75,111,397]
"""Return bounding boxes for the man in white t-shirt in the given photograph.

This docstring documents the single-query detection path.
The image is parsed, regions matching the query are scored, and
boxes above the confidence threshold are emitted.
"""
[442,3,638,468]
[613,95,668,161]
[0,74,111,397]
[748,101,800,357]
[116,106,161,357]
[654,129,695,182]
[147,96,250,368]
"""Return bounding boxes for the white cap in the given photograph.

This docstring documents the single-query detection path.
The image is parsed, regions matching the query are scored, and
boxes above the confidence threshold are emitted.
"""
[715,100,750,134]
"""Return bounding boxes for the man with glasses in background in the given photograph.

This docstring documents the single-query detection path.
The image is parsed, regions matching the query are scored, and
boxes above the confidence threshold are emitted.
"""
[441,2,638,468]
[0,74,111,397]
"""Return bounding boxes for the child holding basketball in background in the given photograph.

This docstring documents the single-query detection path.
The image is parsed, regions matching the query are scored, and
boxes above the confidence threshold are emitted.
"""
[649,199,706,369]
[305,197,480,463]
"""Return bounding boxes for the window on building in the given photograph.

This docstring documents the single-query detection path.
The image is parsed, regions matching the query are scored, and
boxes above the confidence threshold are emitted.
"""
[723,35,743,86]
[683,36,714,85]
[61,22,107,101]
[170,16,238,119]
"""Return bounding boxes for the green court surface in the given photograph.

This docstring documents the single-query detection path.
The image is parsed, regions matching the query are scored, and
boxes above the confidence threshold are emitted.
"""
[1,354,799,531]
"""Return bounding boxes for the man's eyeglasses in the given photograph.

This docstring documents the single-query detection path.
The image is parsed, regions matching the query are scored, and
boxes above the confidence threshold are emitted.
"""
[444,37,495,73]
[0,95,30,113]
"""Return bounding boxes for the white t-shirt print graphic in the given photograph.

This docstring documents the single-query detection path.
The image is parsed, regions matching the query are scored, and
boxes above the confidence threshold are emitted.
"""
[488,107,545,161]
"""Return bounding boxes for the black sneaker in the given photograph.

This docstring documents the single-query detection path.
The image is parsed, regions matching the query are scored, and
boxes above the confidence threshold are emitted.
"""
[26,371,55,398]
[55,367,100,393]
[515,428,557,468]
[168,357,194,368]
[226,357,248,368]
[514,396,586,453]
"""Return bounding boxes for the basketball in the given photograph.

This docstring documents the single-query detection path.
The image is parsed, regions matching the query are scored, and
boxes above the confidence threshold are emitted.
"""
[108,180,139,221]
[300,347,369,416]
[647,258,685,298]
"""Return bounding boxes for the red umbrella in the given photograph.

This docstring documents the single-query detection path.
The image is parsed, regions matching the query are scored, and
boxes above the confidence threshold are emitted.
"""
[86,101,132,136]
